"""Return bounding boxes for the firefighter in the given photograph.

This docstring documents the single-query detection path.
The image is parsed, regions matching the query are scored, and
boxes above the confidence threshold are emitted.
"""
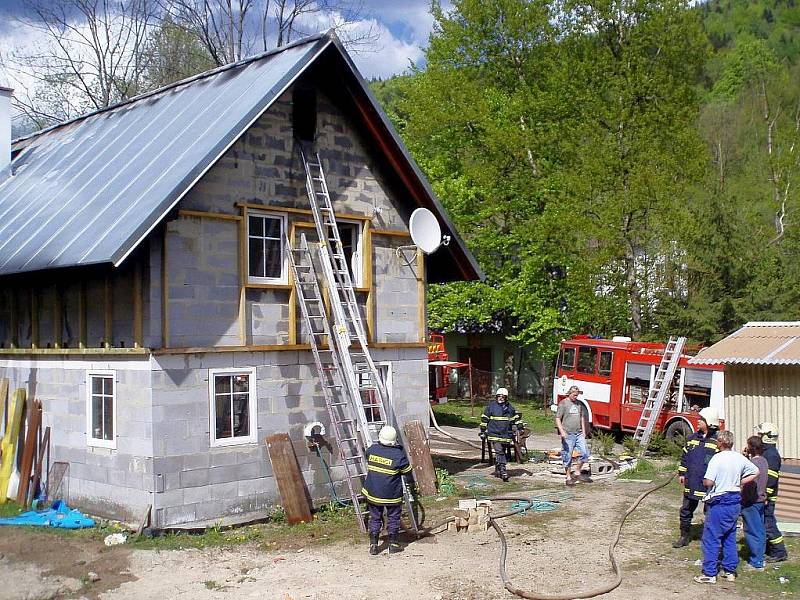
[479,387,522,482]
[757,422,789,562]
[362,425,415,556]
[673,406,720,548]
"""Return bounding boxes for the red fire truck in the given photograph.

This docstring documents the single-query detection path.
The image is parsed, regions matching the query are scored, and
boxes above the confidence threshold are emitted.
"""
[550,336,725,438]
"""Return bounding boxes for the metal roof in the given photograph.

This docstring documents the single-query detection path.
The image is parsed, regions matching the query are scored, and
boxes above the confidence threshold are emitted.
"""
[0,33,330,276]
[690,322,800,366]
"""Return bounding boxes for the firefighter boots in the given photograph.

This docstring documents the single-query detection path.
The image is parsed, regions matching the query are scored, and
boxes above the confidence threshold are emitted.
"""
[499,464,509,482]
[388,534,402,554]
[369,533,380,556]
[672,526,691,548]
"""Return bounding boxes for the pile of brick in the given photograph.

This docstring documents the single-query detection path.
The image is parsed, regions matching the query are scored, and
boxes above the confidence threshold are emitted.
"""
[448,499,492,533]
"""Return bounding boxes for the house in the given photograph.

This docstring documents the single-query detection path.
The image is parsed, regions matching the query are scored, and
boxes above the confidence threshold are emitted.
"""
[691,322,800,526]
[0,31,482,528]
[440,331,547,400]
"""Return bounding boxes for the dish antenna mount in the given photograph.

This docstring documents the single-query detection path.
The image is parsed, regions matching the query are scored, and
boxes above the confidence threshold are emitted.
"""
[396,208,450,270]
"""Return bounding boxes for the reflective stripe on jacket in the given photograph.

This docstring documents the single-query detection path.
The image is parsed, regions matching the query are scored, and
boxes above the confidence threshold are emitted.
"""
[763,443,782,502]
[678,430,718,498]
[362,442,413,505]
[480,400,521,443]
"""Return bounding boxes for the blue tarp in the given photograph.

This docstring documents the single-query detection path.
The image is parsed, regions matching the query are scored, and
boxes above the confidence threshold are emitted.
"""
[0,500,95,529]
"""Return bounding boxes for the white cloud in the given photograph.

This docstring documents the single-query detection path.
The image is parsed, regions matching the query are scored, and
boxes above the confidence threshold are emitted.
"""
[343,18,425,79]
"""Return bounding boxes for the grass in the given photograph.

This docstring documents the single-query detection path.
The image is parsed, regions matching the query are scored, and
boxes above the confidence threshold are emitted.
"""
[616,458,678,480]
[0,500,24,518]
[432,398,555,435]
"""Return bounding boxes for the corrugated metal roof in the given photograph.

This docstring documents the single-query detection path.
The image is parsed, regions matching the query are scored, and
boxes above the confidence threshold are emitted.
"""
[691,322,800,365]
[0,34,330,276]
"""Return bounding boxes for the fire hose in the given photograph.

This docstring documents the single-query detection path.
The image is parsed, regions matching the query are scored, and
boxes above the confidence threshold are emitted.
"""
[419,474,676,600]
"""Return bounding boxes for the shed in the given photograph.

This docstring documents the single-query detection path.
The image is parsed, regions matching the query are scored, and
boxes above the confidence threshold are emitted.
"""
[691,322,800,526]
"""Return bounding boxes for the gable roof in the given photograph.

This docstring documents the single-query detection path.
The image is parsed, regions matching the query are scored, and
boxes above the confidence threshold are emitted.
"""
[690,322,800,366]
[0,31,483,283]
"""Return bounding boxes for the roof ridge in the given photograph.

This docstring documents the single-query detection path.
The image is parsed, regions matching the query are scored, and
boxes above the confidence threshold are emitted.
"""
[12,30,332,145]
[743,321,800,327]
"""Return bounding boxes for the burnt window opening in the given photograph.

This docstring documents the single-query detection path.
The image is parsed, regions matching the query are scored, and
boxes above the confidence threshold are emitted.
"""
[293,86,317,142]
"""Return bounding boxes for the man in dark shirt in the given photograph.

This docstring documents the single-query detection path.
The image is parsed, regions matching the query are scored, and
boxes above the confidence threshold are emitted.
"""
[479,387,522,482]
[757,422,789,562]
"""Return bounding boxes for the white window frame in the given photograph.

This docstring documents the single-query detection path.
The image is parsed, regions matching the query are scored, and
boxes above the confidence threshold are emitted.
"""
[247,211,288,285]
[208,367,258,447]
[86,370,117,449]
[336,219,364,287]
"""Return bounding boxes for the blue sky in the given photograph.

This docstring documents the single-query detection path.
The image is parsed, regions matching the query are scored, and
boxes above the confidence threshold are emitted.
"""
[0,0,450,85]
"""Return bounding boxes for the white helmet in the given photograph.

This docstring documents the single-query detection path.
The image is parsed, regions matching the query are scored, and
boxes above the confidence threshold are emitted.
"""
[378,425,397,446]
[755,422,778,443]
[699,407,720,428]
[495,387,509,397]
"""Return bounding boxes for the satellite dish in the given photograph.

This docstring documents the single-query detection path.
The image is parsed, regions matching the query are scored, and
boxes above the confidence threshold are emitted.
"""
[409,208,442,254]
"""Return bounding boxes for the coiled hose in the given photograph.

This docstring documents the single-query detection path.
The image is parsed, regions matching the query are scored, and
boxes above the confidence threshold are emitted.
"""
[419,475,676,600]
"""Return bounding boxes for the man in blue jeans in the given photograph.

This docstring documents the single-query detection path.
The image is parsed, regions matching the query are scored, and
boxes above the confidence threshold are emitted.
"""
[556,385,591,486]
[694,430,759,584]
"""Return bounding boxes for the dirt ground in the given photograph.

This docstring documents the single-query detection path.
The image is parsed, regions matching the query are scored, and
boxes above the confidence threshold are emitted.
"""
[0,428,789,599]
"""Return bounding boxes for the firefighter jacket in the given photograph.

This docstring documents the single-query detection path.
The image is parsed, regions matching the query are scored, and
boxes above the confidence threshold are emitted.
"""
[480,400,522,444]
[678,429,719,499]
[362,442,413,506]
[763,442,782,503]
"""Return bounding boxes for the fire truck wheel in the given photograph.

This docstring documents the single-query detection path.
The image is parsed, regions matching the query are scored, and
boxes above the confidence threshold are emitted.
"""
[664,420,692,440]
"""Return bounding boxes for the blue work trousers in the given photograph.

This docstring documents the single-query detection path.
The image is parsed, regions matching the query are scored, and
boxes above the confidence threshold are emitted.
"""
[368,503,402,536]
[741,502,766,568]
[701,492,741,576]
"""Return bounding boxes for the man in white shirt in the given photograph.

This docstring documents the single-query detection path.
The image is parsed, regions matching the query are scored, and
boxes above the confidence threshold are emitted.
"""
[694,430,759,584]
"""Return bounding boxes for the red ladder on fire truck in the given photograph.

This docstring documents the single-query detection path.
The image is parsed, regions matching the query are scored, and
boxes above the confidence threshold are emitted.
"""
[632,336,686,449]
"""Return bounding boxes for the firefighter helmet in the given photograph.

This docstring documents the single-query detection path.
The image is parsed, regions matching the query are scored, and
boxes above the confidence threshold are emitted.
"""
[495,387,509,398]
[378,425,398,446]
[755,422,778,443]
[699,407,720,428]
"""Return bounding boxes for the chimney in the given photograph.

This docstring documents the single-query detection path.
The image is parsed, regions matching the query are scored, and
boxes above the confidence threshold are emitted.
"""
[0,84,12,180]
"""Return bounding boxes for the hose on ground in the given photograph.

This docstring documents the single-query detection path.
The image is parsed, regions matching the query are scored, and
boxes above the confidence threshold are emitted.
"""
[492,474,676,599]
[415,476,675,600]
[429,405,482,450]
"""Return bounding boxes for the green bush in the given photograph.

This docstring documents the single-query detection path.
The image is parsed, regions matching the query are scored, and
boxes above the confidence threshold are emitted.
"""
[647,432,684,459]
[435,468,457,496]
[622,436,640,456]
[590,431,616,456]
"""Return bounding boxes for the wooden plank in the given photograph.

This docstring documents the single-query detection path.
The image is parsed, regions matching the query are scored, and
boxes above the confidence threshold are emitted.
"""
[78,282,87,349]
[238,206,248,346]
[29,426,50,509]
[17,400,41,505]
[30,290,39,349]
[161,229,169,348]
[0,389,26,503]
[288,222,297,345]
[53,286,63,348]
[235,202,371,222]
[133,261,143,347]
[403,420,437,496]
[365,222,374,342]
[178,209,242,222]
[416,248,426,342]
[371,229,411,238]
[265,433,313,525]
[103,275,113,349]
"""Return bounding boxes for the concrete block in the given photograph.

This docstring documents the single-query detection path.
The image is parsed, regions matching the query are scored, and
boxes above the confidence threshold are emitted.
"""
[210,481,239,500]
[183,453,211,471]
[156,488,184,508]
[180,469,209,488]
[163,504,197,526]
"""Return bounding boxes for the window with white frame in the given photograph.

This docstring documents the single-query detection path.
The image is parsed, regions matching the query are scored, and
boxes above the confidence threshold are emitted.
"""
[87,371,116,448]
[209,368,257,446]
[248,212,286,283]
[336,220,363,287]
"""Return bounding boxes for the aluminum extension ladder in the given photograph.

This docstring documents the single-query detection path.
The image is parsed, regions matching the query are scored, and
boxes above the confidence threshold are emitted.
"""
[633,336,686,449]
[298,145,391,441]
[287,234,371,531]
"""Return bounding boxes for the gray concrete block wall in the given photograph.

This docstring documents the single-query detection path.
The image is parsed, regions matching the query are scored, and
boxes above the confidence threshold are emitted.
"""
[149,347,429,527]
[0,356,154,523]
[373,240,421,343]
[248,290,290,345]
[165,217,241,348]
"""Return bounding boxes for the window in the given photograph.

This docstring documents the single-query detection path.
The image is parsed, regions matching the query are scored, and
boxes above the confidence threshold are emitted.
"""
[598,351,613,376]
[625,363,651,405]
[560,347,576,370]
[209,368,258,447]
[86,371,116,448]
[577,347,597,374]
[336,221,363,287]
[248,213,286,283]
[361,363,391,426]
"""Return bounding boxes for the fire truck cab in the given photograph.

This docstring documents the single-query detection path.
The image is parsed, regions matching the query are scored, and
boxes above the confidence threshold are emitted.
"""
[551,336,725,438]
